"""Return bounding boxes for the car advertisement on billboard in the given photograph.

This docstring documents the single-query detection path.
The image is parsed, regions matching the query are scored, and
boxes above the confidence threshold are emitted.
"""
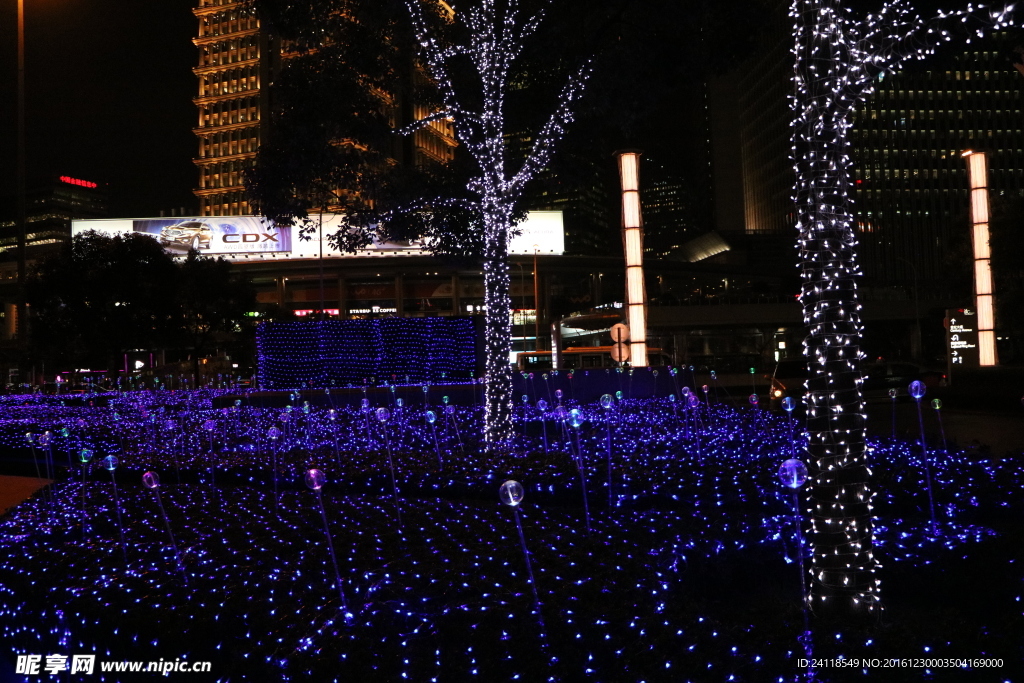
[132,217,290,254]
[73,211,561,262]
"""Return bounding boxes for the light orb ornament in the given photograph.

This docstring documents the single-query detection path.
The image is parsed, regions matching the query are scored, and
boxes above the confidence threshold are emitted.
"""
[778,459,809,489]
[142,471,161,489]
[568,408,583,429]
[305,469,326,491]
[782,396,796,413]
[78,448,94,464]
[537,399,548,411]
[555,389,563,400]
[443,395,450,405]
[38,432,52,447]
[267,427,281,441]
[710,370,717,380]
[687,395,700,409]
[888,388,898,399]
[909,380,926,400]
[444,405,455,416]
[25,433,34,445]
[203,420,217,432]
[600,394,613,409]
[396,398,404,408]
[499,480,524,507]
[101,455,118,472]
[748,394,759,406]
[932,398,942,410]
[615,391,622,401]
[426,410,437,425]
[376,408,390,423]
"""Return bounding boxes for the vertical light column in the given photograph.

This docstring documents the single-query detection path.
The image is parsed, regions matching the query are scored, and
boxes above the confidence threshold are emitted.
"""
[963,150,998,366]
[617,151,648,367]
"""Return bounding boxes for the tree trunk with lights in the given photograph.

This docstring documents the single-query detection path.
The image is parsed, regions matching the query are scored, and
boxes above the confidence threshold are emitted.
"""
[791,0,1016,618]
[482,204,515,444]
[407,0,589,447]
[793,0,878,619]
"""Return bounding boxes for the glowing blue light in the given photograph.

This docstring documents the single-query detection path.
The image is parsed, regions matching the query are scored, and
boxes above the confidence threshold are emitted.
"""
[499,480,524,507]
[778,459,808,489]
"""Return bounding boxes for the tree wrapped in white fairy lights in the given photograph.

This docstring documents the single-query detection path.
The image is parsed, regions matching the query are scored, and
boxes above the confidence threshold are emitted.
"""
[406,0,590,445]
[791,0,1015,616]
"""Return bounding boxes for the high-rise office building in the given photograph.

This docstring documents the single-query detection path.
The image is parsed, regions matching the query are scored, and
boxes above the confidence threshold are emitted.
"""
[0,174,108,258]
[641,160,700,259]
[852,38,1024,292]
[191,0,455,217]
[193,0,267,217]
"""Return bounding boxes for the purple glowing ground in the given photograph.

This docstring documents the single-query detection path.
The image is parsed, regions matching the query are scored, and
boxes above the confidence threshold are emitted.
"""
[0,386,1020,681]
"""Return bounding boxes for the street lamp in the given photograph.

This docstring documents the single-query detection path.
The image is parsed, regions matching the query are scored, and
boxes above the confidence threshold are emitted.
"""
[16,0,27,342]
[616,150,648,367]
[963,150,998,366]
[532,244,540,351]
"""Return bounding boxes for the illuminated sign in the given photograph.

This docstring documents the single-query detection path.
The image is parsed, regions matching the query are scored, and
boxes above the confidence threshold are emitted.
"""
[132,217,290,255]
[60,176,98,189]
[72,211,563,262]
[946,308,979,369]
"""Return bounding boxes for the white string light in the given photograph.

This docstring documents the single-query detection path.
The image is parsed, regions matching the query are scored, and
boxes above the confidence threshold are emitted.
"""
[405,0,591,445]
[790,0,1015,616]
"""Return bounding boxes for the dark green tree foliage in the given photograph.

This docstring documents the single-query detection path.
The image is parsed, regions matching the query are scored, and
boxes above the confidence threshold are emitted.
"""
[246,0,485,259]
[27,232,256,376]
[175,250,257,381]
[27,231,178,372]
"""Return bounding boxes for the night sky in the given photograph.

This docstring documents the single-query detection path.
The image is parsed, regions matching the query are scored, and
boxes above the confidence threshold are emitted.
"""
[0,0,198,218]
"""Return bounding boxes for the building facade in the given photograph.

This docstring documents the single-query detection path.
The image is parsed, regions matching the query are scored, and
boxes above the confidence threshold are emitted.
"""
[192,0,268,216]
[852,38,1024,293]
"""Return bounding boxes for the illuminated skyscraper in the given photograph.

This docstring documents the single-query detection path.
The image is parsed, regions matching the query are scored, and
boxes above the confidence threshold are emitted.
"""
[192,0,266,217]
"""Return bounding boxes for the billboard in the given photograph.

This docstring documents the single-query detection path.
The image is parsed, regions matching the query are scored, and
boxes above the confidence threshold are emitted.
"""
[72,211,563,262]
[133,217,291,254]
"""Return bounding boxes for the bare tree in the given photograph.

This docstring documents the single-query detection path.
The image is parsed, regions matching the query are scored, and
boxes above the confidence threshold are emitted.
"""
[405,0,590,446]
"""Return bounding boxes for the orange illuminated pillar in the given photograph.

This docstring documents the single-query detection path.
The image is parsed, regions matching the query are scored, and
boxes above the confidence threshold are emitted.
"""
[617,151,648,367]
[963,150,998,366]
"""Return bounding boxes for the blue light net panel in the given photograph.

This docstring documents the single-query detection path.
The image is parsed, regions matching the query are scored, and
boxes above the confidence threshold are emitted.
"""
[257,318,478,388]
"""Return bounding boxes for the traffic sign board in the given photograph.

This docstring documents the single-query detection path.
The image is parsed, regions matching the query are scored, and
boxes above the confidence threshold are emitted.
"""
[610,323,630,345]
